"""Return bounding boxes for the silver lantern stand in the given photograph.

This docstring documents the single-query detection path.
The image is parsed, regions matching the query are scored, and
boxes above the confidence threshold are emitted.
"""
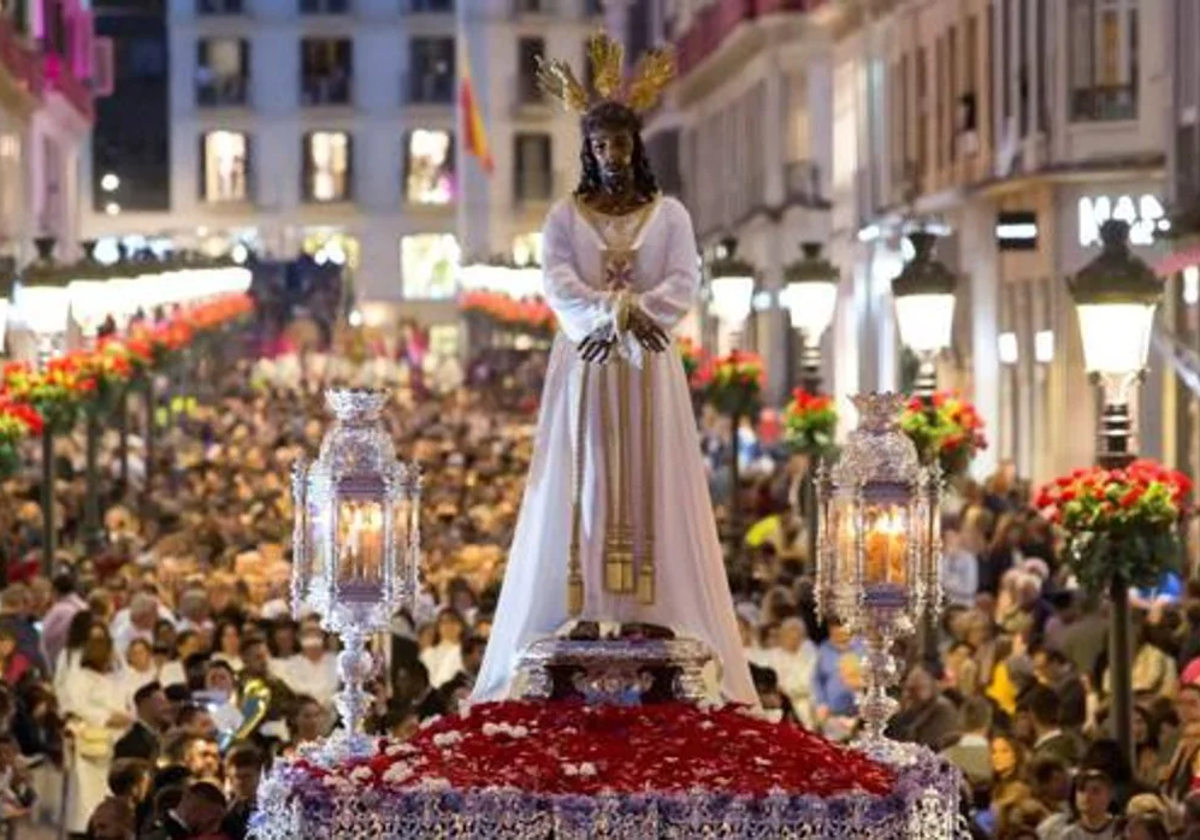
[291,388,422,762]
[815,392,941,765]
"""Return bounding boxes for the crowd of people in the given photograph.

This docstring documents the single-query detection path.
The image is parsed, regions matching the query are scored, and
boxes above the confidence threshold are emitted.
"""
[0,345,1198,840]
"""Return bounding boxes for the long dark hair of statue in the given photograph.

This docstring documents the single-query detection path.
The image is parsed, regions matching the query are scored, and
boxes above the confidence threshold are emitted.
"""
[574,101,659,201]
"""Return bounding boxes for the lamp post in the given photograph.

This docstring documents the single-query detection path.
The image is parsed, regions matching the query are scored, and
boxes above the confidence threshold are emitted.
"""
[782,242,839,394]
[18,238,73,574]
[0,264,12,357]
[891,231,958,398]
[1068,218,1163,769]
[707,237,757,537]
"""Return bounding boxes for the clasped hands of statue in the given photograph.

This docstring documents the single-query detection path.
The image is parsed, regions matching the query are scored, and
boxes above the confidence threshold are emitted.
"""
[578,302,668,364]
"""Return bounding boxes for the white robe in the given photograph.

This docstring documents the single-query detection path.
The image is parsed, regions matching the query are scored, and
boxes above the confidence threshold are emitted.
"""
[473,196,756,705]
[60,667,129,833]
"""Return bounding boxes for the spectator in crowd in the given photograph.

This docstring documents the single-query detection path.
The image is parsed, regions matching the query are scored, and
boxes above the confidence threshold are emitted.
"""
[942,696,993,791]
[220,743,264,840]
[114,682,170,764]
[143,780,227,840]
[41,572,88,670]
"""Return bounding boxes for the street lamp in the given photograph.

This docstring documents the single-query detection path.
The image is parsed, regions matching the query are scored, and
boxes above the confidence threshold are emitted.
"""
[891,231,958,397]
[782,242,839,394]
[708,236,756,352]
[1068,217,1163,770]
[706,237,758,539]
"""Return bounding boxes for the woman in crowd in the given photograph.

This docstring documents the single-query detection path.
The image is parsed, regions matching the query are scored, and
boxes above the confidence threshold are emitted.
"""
[61,635,132,837]
[119,639,159,707]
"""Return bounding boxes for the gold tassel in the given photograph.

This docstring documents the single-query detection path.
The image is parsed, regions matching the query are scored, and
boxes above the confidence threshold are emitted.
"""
[567,364,591,616]
[600,362,622,592]
[637,357,656,605]
[615,358,635,593]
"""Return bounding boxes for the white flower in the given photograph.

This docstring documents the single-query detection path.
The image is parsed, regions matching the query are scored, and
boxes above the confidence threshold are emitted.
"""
[698,721,716,730]
[385,743,417,758]
[419,715,442,729]
[577,762,597,777]
[753,757,771,767]
[432,731,464,748]
[348,766,374,784]
[481,722,530,739]
[482,723,500,737]
[417,776,451,791]
[382,763,414,785]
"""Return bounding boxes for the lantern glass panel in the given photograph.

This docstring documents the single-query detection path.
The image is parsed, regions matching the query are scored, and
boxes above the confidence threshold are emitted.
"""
[335,498,385,587]
[862,503,910,586]
[307,492,330,592]
[1075,301,1156,374]
[894,292,955,354]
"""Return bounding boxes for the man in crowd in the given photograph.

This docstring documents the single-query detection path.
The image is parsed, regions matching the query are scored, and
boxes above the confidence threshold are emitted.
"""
[114,682,172,763]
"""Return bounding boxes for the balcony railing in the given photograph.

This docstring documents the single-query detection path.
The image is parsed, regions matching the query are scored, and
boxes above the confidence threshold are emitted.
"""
[196,75,248,107]
[402,0,452,10]
[300,0,350,13]
[514,169,558,206]
[302,74,352,106]
[196,0,244,15]
[1071,85,1137,122]
[405,71,454,105]
[675,0,827,77]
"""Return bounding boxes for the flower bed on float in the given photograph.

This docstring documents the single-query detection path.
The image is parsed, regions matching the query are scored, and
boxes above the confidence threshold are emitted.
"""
[252,700,961,839]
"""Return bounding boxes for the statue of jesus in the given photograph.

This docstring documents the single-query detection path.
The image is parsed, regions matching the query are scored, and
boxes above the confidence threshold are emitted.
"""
[472,34,756,706]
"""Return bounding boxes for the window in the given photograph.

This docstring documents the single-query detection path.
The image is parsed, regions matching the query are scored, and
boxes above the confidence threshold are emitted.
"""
[407,37,455,103]
[195,0,242,14]
[200,130,249,202]
[301,39,352,106]
[405,0,453,11]
[303,131,351,202]
[405,129,455,204]
[196,39,247,106]
[517,37,545,105]
[400,234,460,299]
[1068,0,1138,121]
[513,133,552,203]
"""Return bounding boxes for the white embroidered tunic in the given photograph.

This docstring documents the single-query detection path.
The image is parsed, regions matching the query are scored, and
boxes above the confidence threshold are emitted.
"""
[473,195,757,705]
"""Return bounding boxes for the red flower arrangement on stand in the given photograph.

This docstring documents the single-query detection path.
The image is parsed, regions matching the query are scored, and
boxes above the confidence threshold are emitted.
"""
[1,358,94,435]
[783,389,838,458]
[0,398,43,478]
[460,291,556,338]
[1035,460,1191,594]
[899,391,987,475]
[291,701,895,799]
[698,349,765,419]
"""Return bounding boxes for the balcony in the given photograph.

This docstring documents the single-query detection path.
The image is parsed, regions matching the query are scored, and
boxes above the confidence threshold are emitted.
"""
[196,75,248,107]
[402,0,452,10]
[675,0,826,77]
[405,71,454,105]
[302,75,352,106]
[0,15,44,107]
[196,0,244,14]
[300,0,351,13]
[1071,85,1137,123]
[514,169,559,208]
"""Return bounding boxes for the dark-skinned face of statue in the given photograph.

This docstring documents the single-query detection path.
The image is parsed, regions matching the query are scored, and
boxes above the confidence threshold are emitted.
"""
[589,127,634,192]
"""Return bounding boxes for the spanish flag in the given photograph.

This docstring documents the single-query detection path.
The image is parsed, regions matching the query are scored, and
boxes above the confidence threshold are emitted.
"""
[459,48,494,175]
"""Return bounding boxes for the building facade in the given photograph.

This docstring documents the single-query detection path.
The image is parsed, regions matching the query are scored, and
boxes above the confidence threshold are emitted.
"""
[0,0,94,269]
[80,0,603,344]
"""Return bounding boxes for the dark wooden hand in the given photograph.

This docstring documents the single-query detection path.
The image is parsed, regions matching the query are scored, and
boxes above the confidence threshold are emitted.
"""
[579,326,617,364]
[626,307,669,353]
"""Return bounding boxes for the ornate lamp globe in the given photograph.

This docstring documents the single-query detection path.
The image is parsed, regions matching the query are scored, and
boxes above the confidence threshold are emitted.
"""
[291,388,422,758]
[892,232,957,393]
[781,241,839,343]
[1069,219,1162,382]
[16,237,72,363]
[815,393,941,755]
[707,237,757,329]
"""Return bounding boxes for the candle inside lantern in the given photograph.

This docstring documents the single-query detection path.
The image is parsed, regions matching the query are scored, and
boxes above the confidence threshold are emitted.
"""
[864,507,907,585]
[337,500,384,583]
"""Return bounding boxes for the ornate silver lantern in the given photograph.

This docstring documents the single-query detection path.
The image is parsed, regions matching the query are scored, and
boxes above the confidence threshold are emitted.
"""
[291,389,421,759]
[815,393,941,760]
